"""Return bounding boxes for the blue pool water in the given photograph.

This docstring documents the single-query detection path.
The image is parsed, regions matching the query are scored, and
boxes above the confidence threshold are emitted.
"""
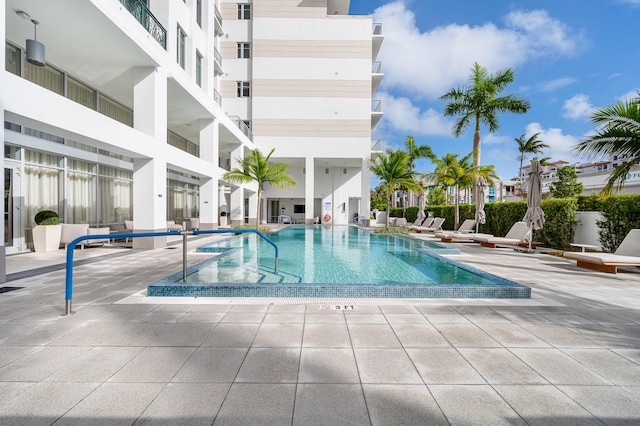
[148,226,530,298]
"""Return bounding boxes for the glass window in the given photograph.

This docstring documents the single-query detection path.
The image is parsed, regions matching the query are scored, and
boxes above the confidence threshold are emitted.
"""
[98,94,133,127]
[25,62,64,95]
[5,43,21,76]
[236,81,250,97]
[237,4,251,20]
[196,51,202,86]
[177,26,186,69]
[236,43,251,59]
[196,0,202,27]
[25,164,62,228]
[68,77,97,110]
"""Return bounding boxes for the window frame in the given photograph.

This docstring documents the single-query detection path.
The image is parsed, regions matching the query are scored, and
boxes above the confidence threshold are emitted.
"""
[236,42,251,59]
[236,81,251,97]
[237,4,251,20]
[195,51,202,86]
[177,26,186,69]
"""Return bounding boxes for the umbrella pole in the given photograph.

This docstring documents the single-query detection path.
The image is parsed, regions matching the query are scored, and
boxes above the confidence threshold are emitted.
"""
[528,226,533,252]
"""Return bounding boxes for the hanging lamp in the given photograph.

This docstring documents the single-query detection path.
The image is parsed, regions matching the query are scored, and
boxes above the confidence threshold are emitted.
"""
[26,19,45,67]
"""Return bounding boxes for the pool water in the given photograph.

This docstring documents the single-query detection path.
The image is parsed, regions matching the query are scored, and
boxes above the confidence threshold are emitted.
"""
[148,226,531,298]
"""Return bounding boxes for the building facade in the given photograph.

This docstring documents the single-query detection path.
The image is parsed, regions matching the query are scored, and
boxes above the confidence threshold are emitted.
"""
[1,0,382,281]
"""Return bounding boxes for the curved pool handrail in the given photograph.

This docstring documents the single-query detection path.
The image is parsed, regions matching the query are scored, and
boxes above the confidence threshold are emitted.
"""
[64,229,279,316]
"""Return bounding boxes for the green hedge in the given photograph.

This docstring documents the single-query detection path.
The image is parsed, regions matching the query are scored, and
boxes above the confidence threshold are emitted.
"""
[387,195,638,250]
[594,195,640,252]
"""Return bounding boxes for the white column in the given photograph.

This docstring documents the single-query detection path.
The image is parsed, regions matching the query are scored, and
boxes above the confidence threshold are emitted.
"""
[361,157,371,218]
[0,4,6,282]
[199,119,219,229]
[132,66,167,249]
[305,157,315,224]
[248,192,258,225]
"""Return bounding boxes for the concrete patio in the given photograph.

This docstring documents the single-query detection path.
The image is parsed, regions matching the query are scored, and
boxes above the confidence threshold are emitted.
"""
[1,231,640,425]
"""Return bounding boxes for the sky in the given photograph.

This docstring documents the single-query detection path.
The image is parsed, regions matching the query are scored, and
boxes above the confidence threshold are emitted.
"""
[349,0,640,182]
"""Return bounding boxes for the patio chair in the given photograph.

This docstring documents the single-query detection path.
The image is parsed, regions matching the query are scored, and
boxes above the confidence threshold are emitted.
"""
[414,217,445,233]
[408,216,434,231]
[563,229,640,273]
[278,215,292,224]
[434,219,476,239]
[473,221,531,248]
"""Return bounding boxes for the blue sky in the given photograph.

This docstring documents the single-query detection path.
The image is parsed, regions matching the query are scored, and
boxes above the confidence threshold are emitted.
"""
[349,0,640,181]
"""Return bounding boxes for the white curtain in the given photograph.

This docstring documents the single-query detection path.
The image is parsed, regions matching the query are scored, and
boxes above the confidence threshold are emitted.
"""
[25,165,61,228]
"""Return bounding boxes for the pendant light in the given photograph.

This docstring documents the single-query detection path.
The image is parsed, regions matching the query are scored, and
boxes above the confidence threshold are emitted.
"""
[26,19,45,67]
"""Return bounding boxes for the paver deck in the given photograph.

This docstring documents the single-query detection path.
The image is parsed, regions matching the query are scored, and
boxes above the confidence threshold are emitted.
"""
[1,231,640,425]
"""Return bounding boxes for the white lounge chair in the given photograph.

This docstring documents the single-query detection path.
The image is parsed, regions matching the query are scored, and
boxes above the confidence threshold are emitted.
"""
[434,219,476,239]
[409,216,433,231]
[414,217,445,233]
[439,232,494,243]
[564,229,640,273]
[473,221,531,248]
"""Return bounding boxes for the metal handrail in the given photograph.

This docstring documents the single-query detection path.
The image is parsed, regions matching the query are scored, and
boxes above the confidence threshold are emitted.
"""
[63,229,279,316]
[119,0,167,49]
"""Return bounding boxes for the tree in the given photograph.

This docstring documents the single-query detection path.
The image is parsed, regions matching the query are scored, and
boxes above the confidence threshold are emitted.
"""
[425,152,498,229]
[441,62,531,168]
[515,133,549,181]
[370,184,388,211]
[548,166,583,198]
[572,97,640,194]
[369,149,422,227]
[427,186,446,205]
[223,148,296,226]
[401,136,434,217]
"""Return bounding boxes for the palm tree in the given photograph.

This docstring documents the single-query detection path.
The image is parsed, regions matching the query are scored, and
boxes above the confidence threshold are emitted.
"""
[370,149,422,227]
[441,62,531,168]
[515,133,549,181]
[223,148,296,226]
[573,98,640,194]
[402,136,434,216]
[425,152,498,229]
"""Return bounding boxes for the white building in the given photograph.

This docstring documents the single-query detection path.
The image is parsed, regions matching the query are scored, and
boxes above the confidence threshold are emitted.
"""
[503,158,640,201]
[1,0,382,281]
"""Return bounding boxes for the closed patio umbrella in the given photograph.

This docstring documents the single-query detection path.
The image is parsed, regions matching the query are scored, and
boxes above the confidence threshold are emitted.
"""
[415,192,426,225]
[523,158,545,251]
[474,176,486,233]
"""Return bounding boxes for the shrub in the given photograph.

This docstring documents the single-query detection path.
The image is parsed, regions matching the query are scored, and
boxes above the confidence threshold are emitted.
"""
[34,210,60,226]
[538,198,577,249]
[596,195,640,252]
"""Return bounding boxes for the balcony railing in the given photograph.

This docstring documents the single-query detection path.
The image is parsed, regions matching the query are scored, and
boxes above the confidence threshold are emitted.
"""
[213,3,224,35]
[373,23,383,35]
[229,116,253,141]
[371,138,381,151]
[120,0,167,49]
[372,62,382,73]
[214,88,222,106]
[372,100,382,112]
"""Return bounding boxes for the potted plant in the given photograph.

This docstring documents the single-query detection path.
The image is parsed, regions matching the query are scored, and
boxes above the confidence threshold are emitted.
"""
[219,211,228,227]
[32,210,62,253]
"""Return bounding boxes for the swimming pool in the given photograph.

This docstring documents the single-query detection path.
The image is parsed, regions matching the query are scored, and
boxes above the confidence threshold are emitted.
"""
[148,226,530,298]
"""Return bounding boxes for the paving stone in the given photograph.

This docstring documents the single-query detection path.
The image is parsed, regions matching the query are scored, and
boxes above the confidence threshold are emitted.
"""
[298,348,359,383]
[214,383,295,426]
[293,384,369,426]
[302,323,351,347]
[459,348,547,385]
[172,347,248,383]
[510,348,611,385]
[252,323,303,347]
[354,348,423,384]
[407,348,486,384]
[201,323,260,347]
[559,385,640,424]
[236,348,300,383]
[363,384,448,425]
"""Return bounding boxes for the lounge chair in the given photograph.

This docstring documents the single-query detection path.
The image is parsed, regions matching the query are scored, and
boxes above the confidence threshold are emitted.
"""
[473,221,531,248]
[563,229,640,273]
[409,216,433,231]
[434,219,476,239]
[439,232,494,243]
[414,217,445,233]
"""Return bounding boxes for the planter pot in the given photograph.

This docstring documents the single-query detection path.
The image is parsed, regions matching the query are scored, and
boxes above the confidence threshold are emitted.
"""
[220,216,227,227]
[32,224,62,253]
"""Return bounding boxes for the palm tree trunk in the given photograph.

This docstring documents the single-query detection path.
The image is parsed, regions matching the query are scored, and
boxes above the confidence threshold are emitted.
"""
[473,130,481,168]
[386,188,391,227]
[454,184,460,229]
[256,188,261,227]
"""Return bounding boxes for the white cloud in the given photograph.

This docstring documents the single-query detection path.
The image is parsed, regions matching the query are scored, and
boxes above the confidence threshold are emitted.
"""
[377,91,452,136]
[618,89,640,101]
[483,134,511,145]
[535,77,576,92]
[372,2,585,99]
[562,94,596,120]
[525,122,581,163]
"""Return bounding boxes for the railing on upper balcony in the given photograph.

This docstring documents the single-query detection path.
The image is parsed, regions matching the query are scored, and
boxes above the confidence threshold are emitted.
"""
[372,100,382,112]
[373,23,383,35]
[371,139,381,151]
[214,89,222,106]
[229,116,254,141]
[214,48,222,65]
[120,0,167,49]
[372,62,382,73]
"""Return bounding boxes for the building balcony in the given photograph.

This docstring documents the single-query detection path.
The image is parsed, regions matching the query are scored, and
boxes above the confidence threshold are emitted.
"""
[371,138,382,159]
[213,3,224,36]
[229,116,253,142]
[119,0,167,49]
[372,62,383,95]
[372,23,384,61]
[214,47,224,75]
[371,100,383,129]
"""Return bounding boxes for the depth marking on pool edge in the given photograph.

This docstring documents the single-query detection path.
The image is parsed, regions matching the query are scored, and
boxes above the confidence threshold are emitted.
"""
[321,304,356,310]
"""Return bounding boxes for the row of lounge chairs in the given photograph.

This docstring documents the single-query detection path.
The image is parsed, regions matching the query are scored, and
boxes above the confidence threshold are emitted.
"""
[403,216,639,274]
